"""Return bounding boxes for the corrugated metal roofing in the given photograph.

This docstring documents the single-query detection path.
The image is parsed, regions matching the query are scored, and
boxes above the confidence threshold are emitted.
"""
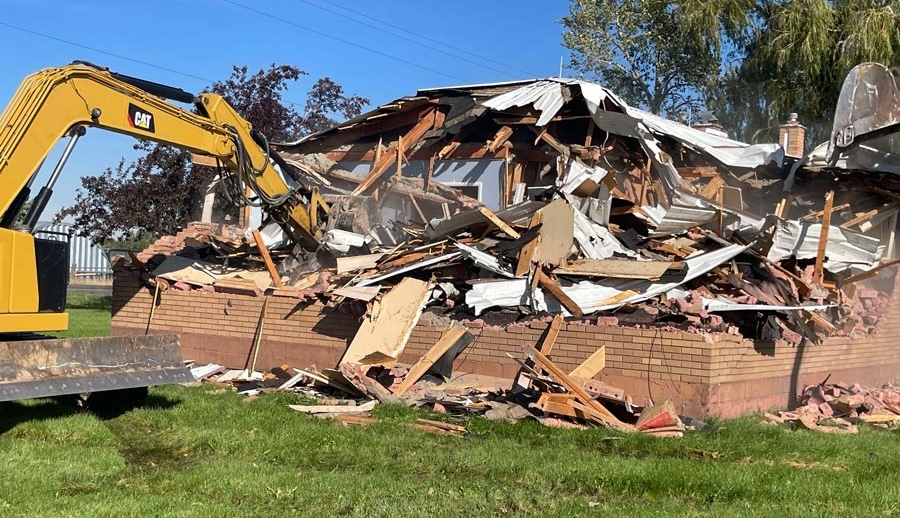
[33,222,112,276]
[482,80,567,126]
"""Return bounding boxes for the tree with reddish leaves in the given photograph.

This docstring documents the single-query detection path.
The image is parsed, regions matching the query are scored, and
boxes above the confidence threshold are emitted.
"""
[56,64,367,244]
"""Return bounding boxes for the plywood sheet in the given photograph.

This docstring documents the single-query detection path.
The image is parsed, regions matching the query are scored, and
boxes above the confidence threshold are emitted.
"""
[531,199,574,268]
[339,278,432,366]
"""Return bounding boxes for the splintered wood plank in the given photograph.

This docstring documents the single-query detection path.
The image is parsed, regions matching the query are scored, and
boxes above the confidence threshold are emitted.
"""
[252,229,283,288]
[524,344,631,431]
[839,203,898,229]
[513,314,563,391]
[393,324,470,396]
[569,346,606,379]
[352,108,437,195]
[537,270,583,317]
[801,203,850,221]
[676,166,718,178]
[814,191,834,284]
[339,277,433,366]
[540,314,564,355]
[190,153,219,167]
[487,125,513,153]
[515,211,543,277]
[539,400,587,419]
[478,207,521,239]
[289,400,377,414]
[554,259,679,280]
[699,175,725,199]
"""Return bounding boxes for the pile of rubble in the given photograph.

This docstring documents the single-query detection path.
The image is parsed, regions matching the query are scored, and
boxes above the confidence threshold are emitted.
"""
[191,313,690,436]
[764,379,900,434]
[128,76,900,433]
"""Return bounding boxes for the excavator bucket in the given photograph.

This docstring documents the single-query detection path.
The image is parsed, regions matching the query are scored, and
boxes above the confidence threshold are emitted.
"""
[829,62,900,160]
[0,334,192,402]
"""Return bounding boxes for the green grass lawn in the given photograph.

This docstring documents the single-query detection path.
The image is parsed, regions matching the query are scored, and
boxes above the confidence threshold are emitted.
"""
[52,292,112,339]
[3,294,896,516]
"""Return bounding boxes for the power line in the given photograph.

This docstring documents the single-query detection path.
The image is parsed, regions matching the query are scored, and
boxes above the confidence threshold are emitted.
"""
[0,21,312,108]
[313,0,543,79]
[0,21,216,85]
[296,0,527,80]
[221,0,471,84]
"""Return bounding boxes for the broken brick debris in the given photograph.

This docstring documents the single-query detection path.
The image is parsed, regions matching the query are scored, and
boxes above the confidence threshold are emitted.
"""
[764,378,900,433]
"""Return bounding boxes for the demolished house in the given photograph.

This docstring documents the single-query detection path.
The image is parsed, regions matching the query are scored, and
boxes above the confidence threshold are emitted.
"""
[111,65,900,422]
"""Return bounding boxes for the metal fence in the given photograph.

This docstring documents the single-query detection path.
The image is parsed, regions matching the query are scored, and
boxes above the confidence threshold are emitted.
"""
[32,222,113,277]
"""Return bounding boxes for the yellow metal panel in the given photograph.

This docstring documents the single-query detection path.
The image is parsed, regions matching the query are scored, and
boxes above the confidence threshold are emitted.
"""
[0,229,41,315]
[0,312,67,333]
[8,231,39,314]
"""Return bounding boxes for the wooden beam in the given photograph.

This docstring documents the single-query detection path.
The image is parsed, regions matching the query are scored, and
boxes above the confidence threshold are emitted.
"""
[800,203,849,222]
[437,141,461,160]
[523,344,631,431]
[555,258,681,279]
[569,347,606,379]
[478,206,521,239]
[584,117,595,148]
[676,166,718,178]
[190,153,219,167]
[393,324,469,396]
[251,229,282,288]
[840,259,900,286]
[699,175,725,199]
[425,155,435,192]
[540,314,564,356]
[487,126,513,153]
[351,108,437,196]
[839,203,898,229]
[408,193,427,224]
[537,269,583,317]
[813,190,834,284]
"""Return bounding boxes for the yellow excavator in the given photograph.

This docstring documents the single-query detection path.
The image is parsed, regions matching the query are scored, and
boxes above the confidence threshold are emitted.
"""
[0,61,333,403]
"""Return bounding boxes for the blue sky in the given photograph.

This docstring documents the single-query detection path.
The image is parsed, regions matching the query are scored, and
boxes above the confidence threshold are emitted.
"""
[0,0,571,221]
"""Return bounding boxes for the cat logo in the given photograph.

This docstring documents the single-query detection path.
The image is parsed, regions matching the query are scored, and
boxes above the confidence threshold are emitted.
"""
[127,103,155,132]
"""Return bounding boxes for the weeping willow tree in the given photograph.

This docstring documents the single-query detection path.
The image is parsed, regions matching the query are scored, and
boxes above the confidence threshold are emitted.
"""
[712,0,900,143]
[563,0,900,144]
[561,0,750,117]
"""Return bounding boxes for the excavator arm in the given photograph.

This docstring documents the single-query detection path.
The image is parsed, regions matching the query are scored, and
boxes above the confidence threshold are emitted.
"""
[0,61,328,245]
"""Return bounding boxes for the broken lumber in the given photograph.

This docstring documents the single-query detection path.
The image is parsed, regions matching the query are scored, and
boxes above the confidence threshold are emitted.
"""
[252,229,283,288]
[339,277,433,366]
[554,259,682,280]
[288,400,377,414]
[569,346,606,380]
[393,324,470,396]
[523,343,632,431]
[813,190,834,284]
[352,108,438,195]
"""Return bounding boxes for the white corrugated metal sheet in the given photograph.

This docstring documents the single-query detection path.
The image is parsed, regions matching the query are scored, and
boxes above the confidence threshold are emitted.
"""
[32,222,112,276]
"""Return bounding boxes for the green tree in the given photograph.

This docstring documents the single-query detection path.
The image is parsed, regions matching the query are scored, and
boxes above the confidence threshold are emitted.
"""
[563,0,900,144]
[721,0,900,143]
[561,0,746,116]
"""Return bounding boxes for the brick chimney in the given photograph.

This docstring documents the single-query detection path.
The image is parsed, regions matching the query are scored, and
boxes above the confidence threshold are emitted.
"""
[779,113,806,157]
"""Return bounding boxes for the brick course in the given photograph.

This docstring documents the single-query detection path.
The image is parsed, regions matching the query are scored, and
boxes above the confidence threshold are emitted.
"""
[111,266,900,419]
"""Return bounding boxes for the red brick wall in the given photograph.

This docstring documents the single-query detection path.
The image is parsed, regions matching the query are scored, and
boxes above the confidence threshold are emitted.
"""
[112,266,900,419]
